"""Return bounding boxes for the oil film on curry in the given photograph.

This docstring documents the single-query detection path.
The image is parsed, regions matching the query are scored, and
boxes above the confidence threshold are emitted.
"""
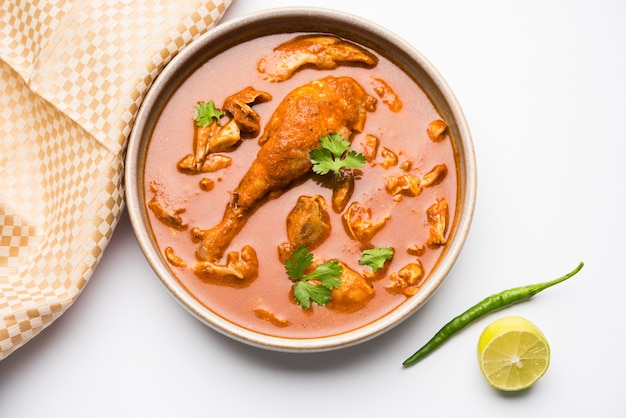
[143,33,459,339]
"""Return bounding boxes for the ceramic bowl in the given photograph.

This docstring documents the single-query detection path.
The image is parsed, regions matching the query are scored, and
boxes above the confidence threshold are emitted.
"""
[125,7,476,352]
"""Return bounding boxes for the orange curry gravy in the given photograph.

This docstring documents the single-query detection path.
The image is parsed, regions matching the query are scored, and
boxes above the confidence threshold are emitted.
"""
[144,33,458,339]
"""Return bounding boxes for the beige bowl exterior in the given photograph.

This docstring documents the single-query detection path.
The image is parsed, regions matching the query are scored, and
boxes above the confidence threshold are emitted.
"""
[125,7,477,352]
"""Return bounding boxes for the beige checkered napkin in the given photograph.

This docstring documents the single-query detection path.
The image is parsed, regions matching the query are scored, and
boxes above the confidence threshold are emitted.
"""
[0,0,233,361]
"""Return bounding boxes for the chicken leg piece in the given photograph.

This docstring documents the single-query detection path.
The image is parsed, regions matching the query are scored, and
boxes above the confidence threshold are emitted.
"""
[194,76,377,261]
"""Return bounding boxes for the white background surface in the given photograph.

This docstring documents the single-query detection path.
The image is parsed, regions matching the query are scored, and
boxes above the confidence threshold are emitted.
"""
[1,1,624,417]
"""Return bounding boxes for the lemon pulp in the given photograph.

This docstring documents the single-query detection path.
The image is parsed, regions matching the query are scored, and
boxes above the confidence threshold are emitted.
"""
[477,316,550,391]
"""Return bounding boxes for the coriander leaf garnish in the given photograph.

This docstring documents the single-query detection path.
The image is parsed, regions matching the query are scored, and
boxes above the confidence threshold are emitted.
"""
[285,245,314,280]
[304,262,342,289]
[309,133,366,181]
[360,247,394,272]
[193,100,223,127]
[293,281,332,309]
[285,245,343,309]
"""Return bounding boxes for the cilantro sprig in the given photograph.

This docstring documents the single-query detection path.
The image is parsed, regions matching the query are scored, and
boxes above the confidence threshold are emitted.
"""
[193,100,223,127]
[309,133,366,182]
[360,247,394,272]
[285,246,343,309]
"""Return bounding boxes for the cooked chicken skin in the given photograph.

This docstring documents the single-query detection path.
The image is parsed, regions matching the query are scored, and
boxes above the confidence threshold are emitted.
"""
[147,197,187,231]
[342,201,390,247]
[258,35,378,82]
[278,195,331,262]
[194,245,259,286]
[386,261,426,297]
[328,260,375,311]
[426,197,449,248]
[195,76,377,261]
[222,86,272,137]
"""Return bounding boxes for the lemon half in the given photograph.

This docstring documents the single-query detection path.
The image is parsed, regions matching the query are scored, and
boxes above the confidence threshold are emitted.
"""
[477,316,550,391]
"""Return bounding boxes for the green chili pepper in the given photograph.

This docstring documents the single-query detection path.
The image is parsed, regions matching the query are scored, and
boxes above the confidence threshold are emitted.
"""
[402,261,584,367]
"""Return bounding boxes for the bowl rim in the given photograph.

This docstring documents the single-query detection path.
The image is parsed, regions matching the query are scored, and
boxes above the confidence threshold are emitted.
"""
[125,6,477,352]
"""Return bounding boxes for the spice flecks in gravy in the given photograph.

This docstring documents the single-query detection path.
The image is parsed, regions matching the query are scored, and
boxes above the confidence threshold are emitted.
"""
[144,33,458,338]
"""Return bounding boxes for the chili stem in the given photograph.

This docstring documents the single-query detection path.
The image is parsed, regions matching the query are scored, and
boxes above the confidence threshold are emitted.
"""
[402,261,584,367]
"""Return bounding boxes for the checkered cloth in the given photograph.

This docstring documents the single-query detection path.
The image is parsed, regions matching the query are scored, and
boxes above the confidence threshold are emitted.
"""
[0,0,232,361]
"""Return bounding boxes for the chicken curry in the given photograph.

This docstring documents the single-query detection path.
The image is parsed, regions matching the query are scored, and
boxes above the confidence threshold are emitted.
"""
[144,33,458,338]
